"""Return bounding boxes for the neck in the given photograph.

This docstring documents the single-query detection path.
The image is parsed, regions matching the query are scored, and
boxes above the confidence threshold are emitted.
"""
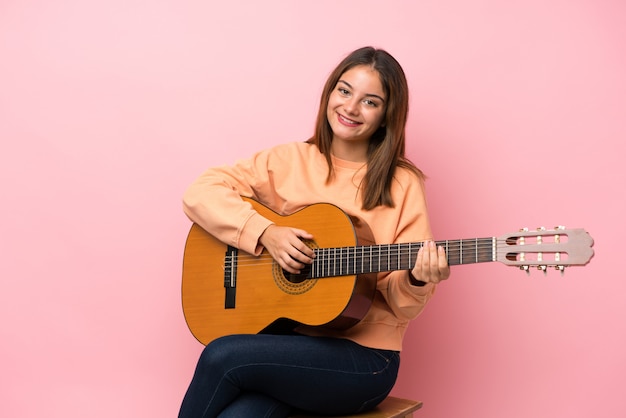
[307,237,496,279]
[330,140,368,163]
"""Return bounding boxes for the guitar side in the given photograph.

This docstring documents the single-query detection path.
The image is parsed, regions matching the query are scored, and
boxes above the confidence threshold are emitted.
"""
[181,199,376,345]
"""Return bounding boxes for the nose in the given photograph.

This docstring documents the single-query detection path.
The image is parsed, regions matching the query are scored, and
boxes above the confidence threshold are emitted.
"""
[343,97,359,116]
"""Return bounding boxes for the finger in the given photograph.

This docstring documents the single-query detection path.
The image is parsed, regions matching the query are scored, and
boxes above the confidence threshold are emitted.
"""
[412,241,432,282]
[437,245,449,269]
[279,252,305,274]
[421,241,434,270]
[290,240,315,261]
[291,228,314,240]
[428,242,440,270]
[414,242,424,274]
[283,240,315,271]
[429,245,450,283]
[286,248,311,268]
[290,229,316,259]
[425,241,443,283]
[437,246,451,280]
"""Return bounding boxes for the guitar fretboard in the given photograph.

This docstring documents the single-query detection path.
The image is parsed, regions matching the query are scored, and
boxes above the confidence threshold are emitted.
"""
[311,238,495,278]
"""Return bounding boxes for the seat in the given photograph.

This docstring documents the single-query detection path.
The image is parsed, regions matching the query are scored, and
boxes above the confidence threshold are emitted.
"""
[289,396,423,418]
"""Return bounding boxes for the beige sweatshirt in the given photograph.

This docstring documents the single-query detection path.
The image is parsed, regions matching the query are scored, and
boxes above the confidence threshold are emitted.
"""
[183,141,436,351]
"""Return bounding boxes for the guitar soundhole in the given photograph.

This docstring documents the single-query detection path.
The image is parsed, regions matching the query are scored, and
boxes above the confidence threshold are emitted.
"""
[283,266,311,284]
[272,239,318,295]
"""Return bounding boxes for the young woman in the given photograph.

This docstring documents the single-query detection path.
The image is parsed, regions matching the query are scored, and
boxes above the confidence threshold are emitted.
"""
[178,46,450,417]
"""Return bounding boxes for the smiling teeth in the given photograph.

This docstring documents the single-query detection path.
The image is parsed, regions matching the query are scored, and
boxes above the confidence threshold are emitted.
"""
[339,115,359,124]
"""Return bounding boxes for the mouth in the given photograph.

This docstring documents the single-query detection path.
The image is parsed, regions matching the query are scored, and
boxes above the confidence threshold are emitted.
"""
[337,113,362,127]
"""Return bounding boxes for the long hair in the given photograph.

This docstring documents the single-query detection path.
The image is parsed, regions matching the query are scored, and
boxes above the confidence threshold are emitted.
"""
[307,46,423,210]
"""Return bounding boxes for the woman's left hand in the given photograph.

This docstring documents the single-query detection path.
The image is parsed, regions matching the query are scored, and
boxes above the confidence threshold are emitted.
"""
[411,241,450,284]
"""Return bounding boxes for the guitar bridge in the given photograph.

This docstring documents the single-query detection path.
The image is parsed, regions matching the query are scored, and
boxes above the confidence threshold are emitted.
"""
[224,245,237,309]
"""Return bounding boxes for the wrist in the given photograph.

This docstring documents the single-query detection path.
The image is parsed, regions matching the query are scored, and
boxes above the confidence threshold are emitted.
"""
[408,271,427,287]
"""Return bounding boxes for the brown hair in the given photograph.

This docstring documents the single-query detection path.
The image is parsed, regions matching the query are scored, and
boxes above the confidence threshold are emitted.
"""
[307,46,423,210]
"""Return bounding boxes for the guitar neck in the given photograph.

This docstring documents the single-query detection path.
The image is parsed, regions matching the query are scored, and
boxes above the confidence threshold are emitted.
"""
[311,238,495,278]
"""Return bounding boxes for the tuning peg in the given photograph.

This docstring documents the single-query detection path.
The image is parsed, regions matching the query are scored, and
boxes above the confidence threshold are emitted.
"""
[555,265,565,276]
[555,225,565,230]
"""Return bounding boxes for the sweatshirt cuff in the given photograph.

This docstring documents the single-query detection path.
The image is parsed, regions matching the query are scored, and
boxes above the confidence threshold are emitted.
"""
[402,271,435,295]
[408,271,428,287]
[239,212,274,256]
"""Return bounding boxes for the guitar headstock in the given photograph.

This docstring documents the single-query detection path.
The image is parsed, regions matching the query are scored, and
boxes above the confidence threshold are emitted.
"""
[497,226,594,272]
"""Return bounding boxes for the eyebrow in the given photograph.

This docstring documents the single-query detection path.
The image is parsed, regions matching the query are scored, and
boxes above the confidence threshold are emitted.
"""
[338,80,386,103]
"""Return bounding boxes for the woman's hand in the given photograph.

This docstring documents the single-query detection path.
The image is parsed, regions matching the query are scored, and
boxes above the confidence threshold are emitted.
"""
[259,225,316,274]
[411,241,450,285]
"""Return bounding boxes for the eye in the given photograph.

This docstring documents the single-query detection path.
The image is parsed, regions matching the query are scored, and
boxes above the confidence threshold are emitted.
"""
[337,87,350,96]
[363,99,378,107]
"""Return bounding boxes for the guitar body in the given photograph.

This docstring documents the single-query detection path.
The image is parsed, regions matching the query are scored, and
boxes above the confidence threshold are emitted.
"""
[182,198,377,345]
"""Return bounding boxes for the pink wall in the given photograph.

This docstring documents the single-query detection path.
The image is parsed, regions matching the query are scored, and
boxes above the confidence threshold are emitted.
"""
[1,1,624,417]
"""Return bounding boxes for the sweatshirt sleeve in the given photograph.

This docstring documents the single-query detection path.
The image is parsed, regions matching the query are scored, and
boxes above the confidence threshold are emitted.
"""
[182,148,277,255]
[375,172,438,321]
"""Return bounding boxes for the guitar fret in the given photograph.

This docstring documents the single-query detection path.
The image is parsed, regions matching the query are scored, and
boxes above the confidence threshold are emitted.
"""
[475,238,478,263]
[340,247,343,275]
[381,245,385,271]
[338,247,342,276]
[352,248,356,274]
[396,243,401,270]
[317,249,321,278]
[325,248,330,276]
[339,247,341,275]
[361,245,365,274]
[373,245,380,271]
[371,245,377,272]
[325,248,329,276]
[318,248,322,277]
[315,249,321,278]
[370,245,376,272]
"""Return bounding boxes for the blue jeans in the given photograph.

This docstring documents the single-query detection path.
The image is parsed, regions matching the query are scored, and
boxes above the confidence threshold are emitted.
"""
[178,333,400,418]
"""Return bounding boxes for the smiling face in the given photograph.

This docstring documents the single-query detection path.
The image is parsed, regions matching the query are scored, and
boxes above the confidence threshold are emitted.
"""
[326,65,387,161]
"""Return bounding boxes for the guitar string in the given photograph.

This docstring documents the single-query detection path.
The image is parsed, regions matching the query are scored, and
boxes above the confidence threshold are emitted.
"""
[222,238,562,270]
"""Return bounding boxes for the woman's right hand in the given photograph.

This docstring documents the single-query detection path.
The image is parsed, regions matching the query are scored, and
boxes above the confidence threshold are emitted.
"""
[259,225,316,274]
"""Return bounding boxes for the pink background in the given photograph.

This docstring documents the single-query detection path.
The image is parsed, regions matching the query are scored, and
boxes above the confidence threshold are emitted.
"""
[1,1,624,417]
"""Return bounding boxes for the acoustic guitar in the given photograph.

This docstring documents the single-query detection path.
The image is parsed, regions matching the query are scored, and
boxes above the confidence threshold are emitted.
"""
[181,197,594,345]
